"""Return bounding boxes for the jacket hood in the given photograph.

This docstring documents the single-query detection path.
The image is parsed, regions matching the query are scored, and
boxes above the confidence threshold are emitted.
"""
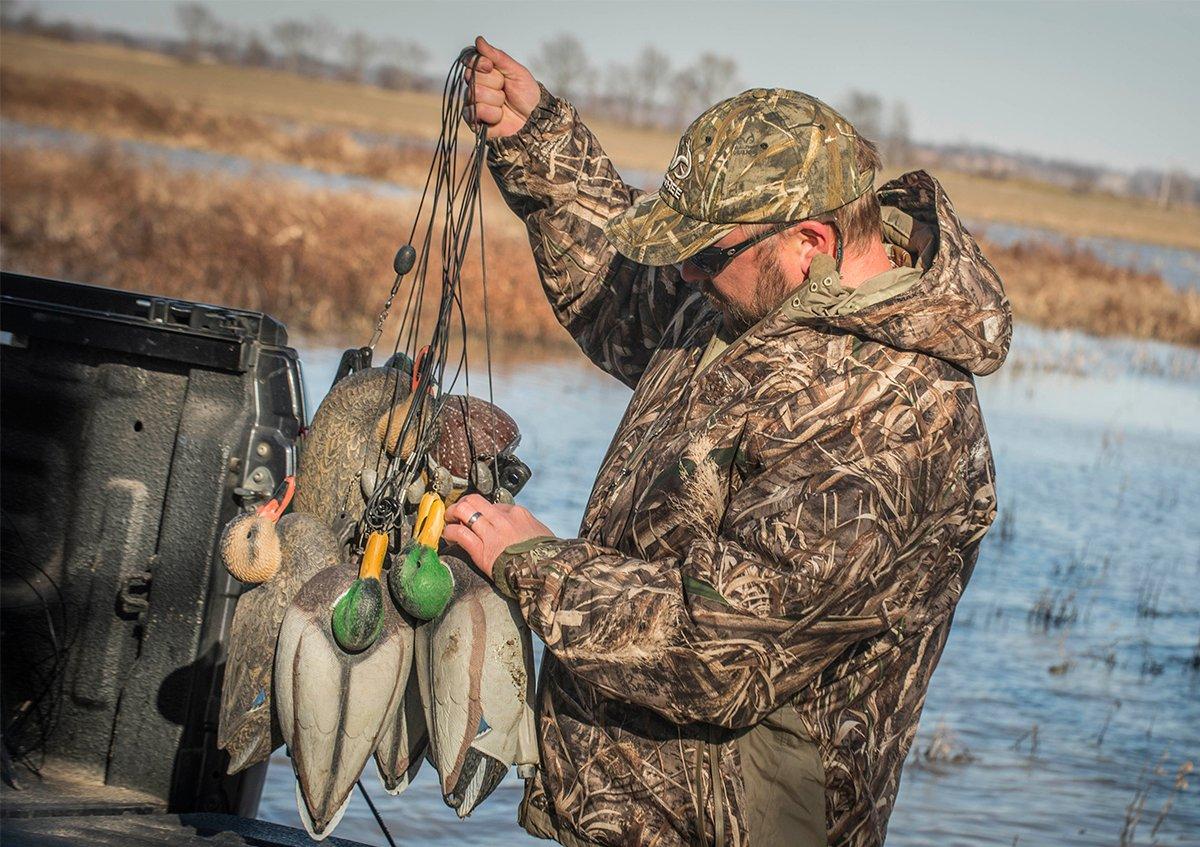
[813,170,1012,376]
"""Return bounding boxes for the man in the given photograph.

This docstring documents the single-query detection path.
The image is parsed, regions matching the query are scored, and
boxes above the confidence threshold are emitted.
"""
[443,36,1011,847]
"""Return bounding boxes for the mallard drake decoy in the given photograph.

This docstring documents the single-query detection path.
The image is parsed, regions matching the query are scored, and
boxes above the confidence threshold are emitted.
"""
[274,560,411,840]
[386,492,538,813]
[389,492,453,620]
[330,531,389,653]
[217,481,341,775]
[413,548,539,817]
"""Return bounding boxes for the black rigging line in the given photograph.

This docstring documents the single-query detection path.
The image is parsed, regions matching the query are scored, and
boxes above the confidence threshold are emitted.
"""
[356,779,398,847]
[356,47,495,545]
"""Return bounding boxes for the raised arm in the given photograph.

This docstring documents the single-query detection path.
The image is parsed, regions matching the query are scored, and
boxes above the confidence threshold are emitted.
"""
[465,37,702,387]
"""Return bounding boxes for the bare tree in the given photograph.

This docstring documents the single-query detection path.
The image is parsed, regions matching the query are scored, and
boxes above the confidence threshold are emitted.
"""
[670,52,742,127]
[376,39,430,91]
[885,101,912,166]
[841,90,884,140]
[176,2,220,62]
[242,32,272,67]
[531,33,590,104]
[633,45,671,128]
[341,31,378,83]
[1,0,34,28]
[306,15,338,70]
[272,19,314,74]
[602,61,640,126]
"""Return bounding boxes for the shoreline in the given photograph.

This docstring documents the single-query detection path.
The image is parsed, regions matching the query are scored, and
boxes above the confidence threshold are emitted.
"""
[2,144,1198,349]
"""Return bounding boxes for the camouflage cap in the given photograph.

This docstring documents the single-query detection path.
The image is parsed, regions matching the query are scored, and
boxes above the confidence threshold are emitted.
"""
[605,88,874,266]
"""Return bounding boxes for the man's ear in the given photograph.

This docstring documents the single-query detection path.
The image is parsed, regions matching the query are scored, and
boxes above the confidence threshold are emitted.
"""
[789,220,837,276]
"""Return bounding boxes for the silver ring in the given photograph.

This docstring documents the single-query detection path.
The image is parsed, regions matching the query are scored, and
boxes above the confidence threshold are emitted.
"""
[466,511,483,529]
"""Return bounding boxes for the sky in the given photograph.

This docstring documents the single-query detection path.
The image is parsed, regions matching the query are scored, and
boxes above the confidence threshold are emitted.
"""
[21,0,1200,174]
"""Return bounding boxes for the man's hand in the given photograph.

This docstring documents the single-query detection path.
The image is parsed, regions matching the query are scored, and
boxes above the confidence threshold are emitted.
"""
[461,35,540,139]
[443,493,554,580]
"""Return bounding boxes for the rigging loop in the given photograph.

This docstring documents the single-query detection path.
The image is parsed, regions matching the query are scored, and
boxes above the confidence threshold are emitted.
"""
[354,44,496,547]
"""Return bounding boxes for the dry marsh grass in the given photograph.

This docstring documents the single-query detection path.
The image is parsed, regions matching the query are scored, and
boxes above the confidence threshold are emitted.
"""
[986,240,1200,346]
[5,32,1199,252]
[1,145,1198,349]
[0,69,434,185]
[0,145,567,348]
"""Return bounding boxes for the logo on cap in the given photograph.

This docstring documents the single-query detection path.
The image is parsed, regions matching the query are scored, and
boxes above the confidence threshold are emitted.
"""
[662,139,692,202]
[668,140,692,180]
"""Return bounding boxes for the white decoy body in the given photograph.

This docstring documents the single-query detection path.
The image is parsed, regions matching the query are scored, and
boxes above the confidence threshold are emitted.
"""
[274,564,410,840]
[414,552,539,817]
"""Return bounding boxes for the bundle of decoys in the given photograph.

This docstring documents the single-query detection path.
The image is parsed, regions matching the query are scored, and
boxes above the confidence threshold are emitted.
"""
[216,47,538,841]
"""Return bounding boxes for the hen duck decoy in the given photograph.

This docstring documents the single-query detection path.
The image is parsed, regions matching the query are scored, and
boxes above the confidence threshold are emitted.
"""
[430,395,529,504]
[292,365,421,528]
[218,478,341,774]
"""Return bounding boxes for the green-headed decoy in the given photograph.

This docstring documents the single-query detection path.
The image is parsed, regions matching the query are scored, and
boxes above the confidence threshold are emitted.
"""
[389,492,453,620]
[389,492,538,816]
[274,550,411,841]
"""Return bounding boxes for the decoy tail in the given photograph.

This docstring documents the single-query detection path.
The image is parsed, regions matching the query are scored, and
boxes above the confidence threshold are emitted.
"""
[296,779,352,842]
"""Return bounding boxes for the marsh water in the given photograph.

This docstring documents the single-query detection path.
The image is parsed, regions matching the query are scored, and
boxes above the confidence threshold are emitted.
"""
[252,327,1200,846]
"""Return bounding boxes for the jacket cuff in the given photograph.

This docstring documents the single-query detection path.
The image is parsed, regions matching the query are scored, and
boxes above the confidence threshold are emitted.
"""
[486,84,572,162]
[494,535,560,599]
[493,536,582,637]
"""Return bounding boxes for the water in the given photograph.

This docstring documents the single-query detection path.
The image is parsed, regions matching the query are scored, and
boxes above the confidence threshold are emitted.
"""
[0,119,417,200]
[255,329,1200,845]
[970,219,1200,293]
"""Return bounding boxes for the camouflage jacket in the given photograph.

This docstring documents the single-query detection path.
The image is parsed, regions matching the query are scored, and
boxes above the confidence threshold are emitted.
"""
[486,88,1011,847]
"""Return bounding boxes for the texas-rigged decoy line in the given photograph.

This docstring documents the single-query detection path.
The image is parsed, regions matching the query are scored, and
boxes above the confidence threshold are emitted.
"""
[215,46,539,841]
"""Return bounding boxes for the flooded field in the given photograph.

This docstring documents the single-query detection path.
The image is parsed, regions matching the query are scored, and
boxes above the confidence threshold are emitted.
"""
[976,220,1200,293]
[253,327,1200,845]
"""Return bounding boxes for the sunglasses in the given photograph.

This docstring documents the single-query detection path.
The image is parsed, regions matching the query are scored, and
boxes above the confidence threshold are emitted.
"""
[683,222,800,278]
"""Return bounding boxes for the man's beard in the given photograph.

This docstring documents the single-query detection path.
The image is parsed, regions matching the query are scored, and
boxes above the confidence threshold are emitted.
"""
[702,245,791,331]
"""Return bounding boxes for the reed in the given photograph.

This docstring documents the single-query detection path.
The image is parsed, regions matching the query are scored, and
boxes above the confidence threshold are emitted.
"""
[0,145,568,349]
[0,69,435,185]
[2,145,1198,350]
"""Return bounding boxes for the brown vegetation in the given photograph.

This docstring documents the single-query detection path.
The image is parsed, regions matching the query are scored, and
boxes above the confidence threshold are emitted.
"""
[1,146,1197,349]
[0,145,566,349]
[988,240,1200,346]
[0,69,433,185]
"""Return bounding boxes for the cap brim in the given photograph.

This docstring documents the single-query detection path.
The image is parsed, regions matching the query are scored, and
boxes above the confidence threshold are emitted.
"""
[604,192,735,266]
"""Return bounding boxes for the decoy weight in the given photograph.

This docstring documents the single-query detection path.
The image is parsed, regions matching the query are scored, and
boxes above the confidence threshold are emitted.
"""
[393,245,416,276]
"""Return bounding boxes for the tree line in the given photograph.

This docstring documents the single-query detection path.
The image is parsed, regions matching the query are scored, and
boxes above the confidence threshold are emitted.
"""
[2,1,1193,203]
